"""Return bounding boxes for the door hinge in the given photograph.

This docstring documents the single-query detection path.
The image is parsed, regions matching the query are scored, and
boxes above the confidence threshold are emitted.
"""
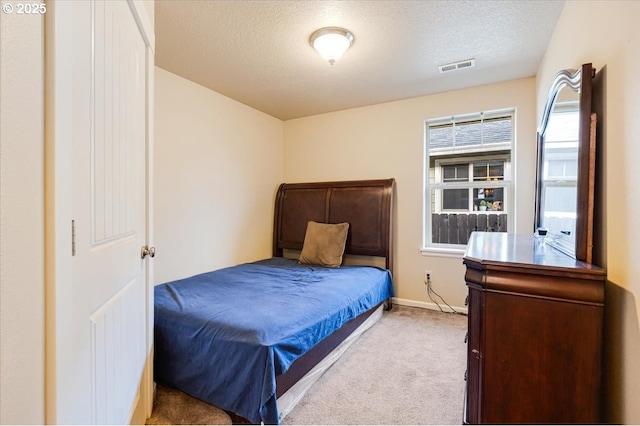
[71,219,76,256]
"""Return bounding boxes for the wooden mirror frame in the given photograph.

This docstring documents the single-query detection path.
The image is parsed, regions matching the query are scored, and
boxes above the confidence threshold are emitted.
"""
[534,63,596,263]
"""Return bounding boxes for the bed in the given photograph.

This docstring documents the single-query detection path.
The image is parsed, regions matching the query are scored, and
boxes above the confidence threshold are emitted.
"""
[153,178,395,424]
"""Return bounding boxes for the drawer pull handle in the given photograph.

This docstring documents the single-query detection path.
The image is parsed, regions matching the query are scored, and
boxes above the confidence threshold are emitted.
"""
[464,332,468,344]
[464,295,469,306]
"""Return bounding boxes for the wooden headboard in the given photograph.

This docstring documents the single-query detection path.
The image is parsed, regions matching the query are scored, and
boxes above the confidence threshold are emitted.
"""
[273,179,395,273]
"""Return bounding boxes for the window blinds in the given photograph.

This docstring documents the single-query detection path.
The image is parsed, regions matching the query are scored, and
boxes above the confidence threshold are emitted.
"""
[428,114,513,153]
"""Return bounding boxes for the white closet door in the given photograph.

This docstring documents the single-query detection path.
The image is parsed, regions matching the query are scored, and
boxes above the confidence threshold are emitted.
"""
[46,1,153,423]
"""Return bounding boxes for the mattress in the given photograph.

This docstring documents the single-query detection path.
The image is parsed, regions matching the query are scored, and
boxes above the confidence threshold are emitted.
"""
[154,257,394,424]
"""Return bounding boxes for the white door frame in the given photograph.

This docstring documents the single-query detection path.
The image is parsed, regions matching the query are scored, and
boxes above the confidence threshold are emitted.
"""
[44,1,155,423]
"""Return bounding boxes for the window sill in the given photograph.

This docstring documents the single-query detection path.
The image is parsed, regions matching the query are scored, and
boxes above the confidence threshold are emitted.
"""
[420,247,466,258]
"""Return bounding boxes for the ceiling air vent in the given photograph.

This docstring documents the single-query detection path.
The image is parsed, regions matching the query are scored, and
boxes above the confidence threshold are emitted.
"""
[439,58,476,74]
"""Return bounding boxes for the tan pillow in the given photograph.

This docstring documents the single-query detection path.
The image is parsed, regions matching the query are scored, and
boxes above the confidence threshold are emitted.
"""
[298,221,349,267]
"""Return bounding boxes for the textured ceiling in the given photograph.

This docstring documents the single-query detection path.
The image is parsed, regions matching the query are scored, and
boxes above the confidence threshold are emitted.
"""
[155,0,565,120]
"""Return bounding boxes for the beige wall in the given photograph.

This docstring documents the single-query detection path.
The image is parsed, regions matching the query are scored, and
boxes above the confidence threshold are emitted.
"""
[0,11,45,425]
[154,68,284,284]
[284,78,537,309]
[537,1,640,423]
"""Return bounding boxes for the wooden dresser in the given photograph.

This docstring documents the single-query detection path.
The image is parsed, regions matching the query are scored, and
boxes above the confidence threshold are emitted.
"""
[463,232,606,424]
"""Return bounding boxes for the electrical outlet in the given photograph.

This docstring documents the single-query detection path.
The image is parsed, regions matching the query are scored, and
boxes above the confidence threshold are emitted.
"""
[424,270,432,285]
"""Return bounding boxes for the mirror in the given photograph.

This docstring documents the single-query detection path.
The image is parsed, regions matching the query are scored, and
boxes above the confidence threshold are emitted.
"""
[534,63,596,263]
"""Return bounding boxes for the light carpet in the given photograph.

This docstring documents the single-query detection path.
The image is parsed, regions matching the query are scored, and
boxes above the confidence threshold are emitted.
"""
[146,305,468,425]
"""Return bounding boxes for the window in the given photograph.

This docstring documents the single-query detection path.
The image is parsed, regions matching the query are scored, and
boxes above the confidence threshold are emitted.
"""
[424,110,514,249]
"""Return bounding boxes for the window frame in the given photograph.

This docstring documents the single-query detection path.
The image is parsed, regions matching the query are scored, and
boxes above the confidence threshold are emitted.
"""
[423,109,516,252]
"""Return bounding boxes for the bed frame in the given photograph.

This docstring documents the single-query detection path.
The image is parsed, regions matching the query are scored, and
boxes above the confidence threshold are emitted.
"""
[271,178,395,400]
[273,178,395,272]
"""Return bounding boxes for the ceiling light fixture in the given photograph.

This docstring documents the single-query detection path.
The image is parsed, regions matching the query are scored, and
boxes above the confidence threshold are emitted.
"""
[309,27,354,65]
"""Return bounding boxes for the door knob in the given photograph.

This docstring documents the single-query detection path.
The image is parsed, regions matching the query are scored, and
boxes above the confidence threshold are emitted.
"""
[141,245,156,259]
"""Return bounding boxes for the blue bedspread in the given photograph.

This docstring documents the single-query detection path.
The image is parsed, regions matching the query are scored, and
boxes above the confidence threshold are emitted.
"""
[154,257,394,424]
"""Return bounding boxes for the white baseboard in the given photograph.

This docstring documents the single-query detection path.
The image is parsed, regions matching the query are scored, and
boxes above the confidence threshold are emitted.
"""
[392,297,468,315]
